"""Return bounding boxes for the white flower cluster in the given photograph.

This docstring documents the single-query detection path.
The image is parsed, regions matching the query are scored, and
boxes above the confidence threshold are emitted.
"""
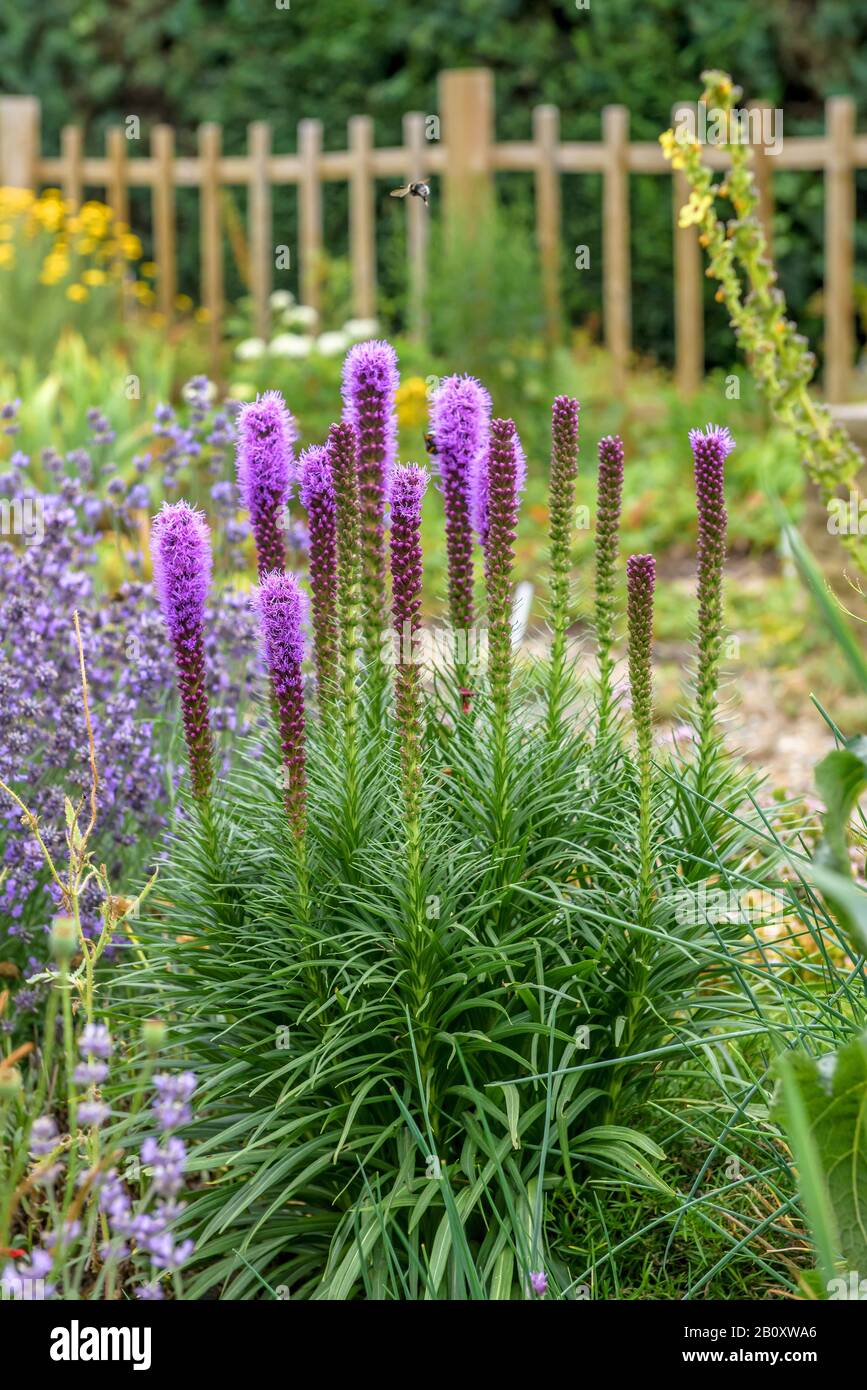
[234,293,379,364]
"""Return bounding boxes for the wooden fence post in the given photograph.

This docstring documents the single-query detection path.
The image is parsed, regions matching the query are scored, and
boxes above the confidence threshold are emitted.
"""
[60,126,83,209]
[0,96,40,188]
[298,117,323,313]
[672,102,703,395]
[439,68,494,240]
[403,111,429,342]
[533,104,561,348]
[248,121,272,341]
[602,104,631,394]
[151,124,176,323]
[349,114,376,319]
[199,123,224,365]
[825,95,855,404]
[106,128,129,226]
[748,100,775,256]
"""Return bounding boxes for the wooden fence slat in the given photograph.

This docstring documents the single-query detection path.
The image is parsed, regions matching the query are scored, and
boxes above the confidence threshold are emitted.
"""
[403,111,428,342]
[0,96,40,188]
[248,121,272,340]
[602,104,631,393]
[672,102,703,396]
[349,115,376,319]
[825,95,856,404]
[151,124,176,322]
[533,104,561,347]
[199,123,223,363]
[747,101,774,256]
[106,128,129,226]
[439,68,494,239]
[60,126,83,208]
[298,117,323,313]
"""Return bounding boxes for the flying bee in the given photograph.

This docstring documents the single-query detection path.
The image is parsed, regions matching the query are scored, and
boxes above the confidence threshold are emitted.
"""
[424,430,438,457]
[390,180,430,207]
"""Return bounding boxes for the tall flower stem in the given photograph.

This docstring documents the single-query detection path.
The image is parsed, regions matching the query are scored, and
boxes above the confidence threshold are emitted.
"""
[254,571,308,845]
[327,420,362,849]
[150,501,213,803]
[546,395,580,739]
[594,435,625,742]
[607,552,656,1124]
[690,424,734,798]
[236,391,296,577]
[298,445,338,724]
[430,374,490,696]
[389,464,431,1091]
[341,340,398,698]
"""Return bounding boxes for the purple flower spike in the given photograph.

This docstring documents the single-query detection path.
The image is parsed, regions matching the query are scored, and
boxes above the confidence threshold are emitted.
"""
[299,445,338,711]
[626,553,656,752]
[530,1269,548,1297]
[341,340,399,662]
[254,571,308,839]
[431,375,491,634]
[689,425,734,761]
[548,394,580,653]
[475,418,525,712]
[595,435,625,737]
[150,501,213,800]
[389,464,428,817]
[236,390,297,577]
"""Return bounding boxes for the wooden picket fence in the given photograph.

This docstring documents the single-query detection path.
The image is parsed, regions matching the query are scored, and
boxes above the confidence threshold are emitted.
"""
[0,68,862,399]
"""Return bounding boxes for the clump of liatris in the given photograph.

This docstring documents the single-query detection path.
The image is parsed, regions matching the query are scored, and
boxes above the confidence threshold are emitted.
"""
[595,434,625,739]
[253,572,308,839]
[298,445,338,712]
[471,418,526,714]
[548,395,580,641]
[430,374,491,636]
[389,463,429,819]
[690,424,735,768]
[150,501,213,800]
[236,391,297,577]
[341,340,398,670]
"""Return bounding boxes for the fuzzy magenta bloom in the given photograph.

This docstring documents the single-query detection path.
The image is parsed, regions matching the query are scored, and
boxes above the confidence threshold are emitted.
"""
[299,445,338,710]
[236,391,297,577]
[430,374,491,633]
[389,464,428,816]
[253,571,308,838]
[595,434,625,737]
[690,424,734,736]
[548,395,580,639]
[150,501,213,800]
[473,419,525,712]
[341,340,398,662]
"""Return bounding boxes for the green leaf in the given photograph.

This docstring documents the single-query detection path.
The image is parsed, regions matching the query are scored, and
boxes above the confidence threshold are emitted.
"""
[815,737,867,876]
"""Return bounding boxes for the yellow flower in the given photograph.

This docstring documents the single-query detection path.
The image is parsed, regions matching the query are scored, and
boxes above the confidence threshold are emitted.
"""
[82,268,107,286]
[175,293,193,312]
[76,237,96,255]
[66,283,88,302]
[195,307,211,324]
[133,281,155,305]
[678,190,713,229]
[121,233,142,260]
[395,376,428,429]
[141,261,157,278]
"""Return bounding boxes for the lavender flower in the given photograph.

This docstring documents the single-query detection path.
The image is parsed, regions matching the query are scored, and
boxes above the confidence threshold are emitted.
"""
[548,395,580,638]
[595,435,625,739]
[298,445,338,711]
[389,464,429,818]
[341,341,398,667]
[690,424,735,758]
[29,1115,58,1157]
[472,419,526,712]
[253,572,308,839]
[141,1135,188,1197]
[150,501,214,801]
[152,1071,197,1131]
[77,1100,110,1127]
[78,1022,113,1058]
[236,391,297,577]
[430,375,490,634]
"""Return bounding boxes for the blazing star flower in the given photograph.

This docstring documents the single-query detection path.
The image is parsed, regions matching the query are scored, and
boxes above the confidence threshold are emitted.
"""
[236,390,297,576]
[389,464,429,817]
[595,434,625,736]
[689,424,735,749]
[430,375,491,634]
[530,1269,548,1296]
[253,572,308,839]
[548,395,580,638]
[150,501,213,800]
[473,419,526,713]
[298,445,338,710]
[626,553,656,758]
[341,340,398,665]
